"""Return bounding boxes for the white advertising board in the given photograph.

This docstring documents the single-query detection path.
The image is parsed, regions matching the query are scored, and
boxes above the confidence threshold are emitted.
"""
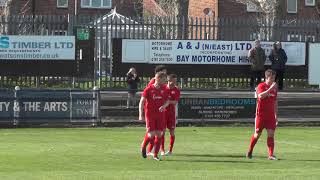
[122,39,306,66]
[0,36,75,60]
[308,43,320,85]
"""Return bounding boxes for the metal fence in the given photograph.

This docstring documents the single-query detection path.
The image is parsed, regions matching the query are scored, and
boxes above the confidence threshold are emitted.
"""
[1,15,319,90]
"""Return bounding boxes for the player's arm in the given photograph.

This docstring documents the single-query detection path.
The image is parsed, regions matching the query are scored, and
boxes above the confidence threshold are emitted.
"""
[159,100,170,112]
[139,96,146,121]
[248,49,253,59]
[168,100,178,105]
[169,89,181,105]
[258,82,277,99]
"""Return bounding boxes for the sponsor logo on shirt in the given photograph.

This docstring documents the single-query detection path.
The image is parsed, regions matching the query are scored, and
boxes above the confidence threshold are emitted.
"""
[153,94,163,100]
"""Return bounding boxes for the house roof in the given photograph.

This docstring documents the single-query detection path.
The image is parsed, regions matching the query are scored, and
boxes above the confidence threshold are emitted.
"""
[94,8,149,30]
[95,7,139,25]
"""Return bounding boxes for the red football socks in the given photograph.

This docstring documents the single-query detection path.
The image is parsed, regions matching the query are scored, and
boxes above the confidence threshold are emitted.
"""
[147,136,155,153]
[169,135,175,152]
[248,135,258,153]
[160,135,165,152]
[153,136,162,157]
[267,137,275,156]
[142,133,150,149]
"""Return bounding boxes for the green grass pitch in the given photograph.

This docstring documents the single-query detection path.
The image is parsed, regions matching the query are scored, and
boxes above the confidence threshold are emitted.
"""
[0,127,319,180]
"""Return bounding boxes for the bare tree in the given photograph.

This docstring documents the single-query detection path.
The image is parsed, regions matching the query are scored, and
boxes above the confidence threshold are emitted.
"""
[1,0,45,35]
[0,0,9,16]
[0,0,13,34]
[236,0,281,40]
[142,0,189,38]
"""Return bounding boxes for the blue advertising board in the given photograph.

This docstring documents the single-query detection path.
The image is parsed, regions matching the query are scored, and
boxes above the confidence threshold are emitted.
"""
[178,98,256,119]
[0,89,14,122]
[0,89,99,125]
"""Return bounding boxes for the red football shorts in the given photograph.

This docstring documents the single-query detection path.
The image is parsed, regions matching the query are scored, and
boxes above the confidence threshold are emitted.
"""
[146,115,165,132]
[165,112,176,130]
[255,116,276,133]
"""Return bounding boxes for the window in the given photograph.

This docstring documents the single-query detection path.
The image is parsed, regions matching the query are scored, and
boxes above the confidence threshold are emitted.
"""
[0,0,6,7]
[81,0,112,8]
[53,30,67,35]
[287,34,301,41]
[305,35,316,42]
[287,34,316,42]
[247,2,261,12]
[305,0,315,6]
[287,0,297,13]
[57,0,68,8]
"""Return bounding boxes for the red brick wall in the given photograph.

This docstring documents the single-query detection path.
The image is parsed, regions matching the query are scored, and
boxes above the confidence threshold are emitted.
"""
[216,0,319,19]
[13,0,140,17]
[188,0,216,17]
[217,0,256,19]
[285,0,319,19]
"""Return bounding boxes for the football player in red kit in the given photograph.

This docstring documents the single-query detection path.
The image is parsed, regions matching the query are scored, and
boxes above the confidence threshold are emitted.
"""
[247,69,278,160]
[160,74,180,156]
[139,72,169,161]
[145,65,167,156]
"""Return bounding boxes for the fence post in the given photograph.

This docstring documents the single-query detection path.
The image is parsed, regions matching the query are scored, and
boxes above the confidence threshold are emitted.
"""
[215,78,219,89]
[93,86,101,126]
[13,86,20,126]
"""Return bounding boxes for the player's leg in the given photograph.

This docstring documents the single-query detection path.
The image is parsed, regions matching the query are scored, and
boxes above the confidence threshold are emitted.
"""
[142,118,155,158]
[247,117,263,158]
[146,133,155,156]
[153,130,163,161]
[141,131,155,158]
[247,130,262,158]
[159,114,168,155]
[165,116,176,155]
[266,129,277,160]
[160,130,166,155]
[166,129,175,156]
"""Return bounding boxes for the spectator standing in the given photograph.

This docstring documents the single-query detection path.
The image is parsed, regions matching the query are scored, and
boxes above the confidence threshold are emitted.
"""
[269,42,287,90]
[126,67,140,108]
[248,40,266,91]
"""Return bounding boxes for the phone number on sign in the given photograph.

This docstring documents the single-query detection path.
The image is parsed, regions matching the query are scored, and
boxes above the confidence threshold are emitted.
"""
[204,114,231,119]
[151,57,173,62]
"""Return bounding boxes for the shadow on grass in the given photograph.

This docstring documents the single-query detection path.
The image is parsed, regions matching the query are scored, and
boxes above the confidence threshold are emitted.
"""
[174,153,266,159]
[165,159,255,163]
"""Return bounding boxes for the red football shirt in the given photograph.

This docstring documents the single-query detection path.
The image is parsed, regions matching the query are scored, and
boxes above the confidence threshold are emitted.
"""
[256,82,278,120]
[142,84,168,119]
[165,85,180,115]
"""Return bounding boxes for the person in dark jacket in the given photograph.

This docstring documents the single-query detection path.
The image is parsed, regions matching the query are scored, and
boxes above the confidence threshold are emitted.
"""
[126,67,140,108]
[248,39,266,90]
[269,41,287,90]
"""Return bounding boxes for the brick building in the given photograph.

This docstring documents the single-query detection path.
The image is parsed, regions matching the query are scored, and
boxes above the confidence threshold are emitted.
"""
[187,0,320,41]
[188,0,320,19]
[1,0,142,17]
